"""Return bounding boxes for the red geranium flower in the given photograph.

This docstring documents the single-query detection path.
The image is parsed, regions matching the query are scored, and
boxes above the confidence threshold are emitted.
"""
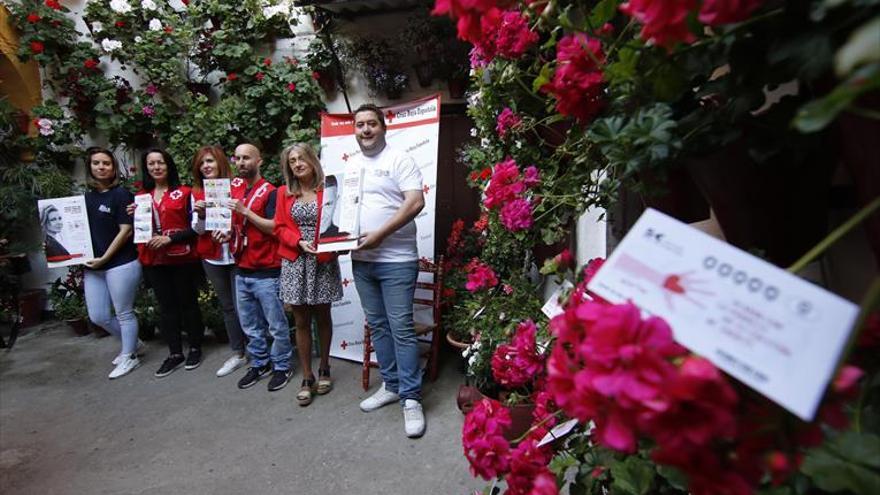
[263,57,272,66]
[311,71,320,80]
[699,0,764,26]
[226,72,238,81]
[83,58,99,69]
[45,0,62,11]
[115,20,126,28]
[164,26,173,33]
[30,41,45,54]
[540,33,606,123]
[620,0,697,48]
[27,13,41,23]
[255,72,265,81]
[287,82,296,92]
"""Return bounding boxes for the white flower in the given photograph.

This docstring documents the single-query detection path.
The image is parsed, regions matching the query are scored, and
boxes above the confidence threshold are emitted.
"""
[134,36,143,43]
[148,18,162,31]
[141,0,157,10]
[263,4,287,18]
[37,118,54,136]
[109,0,132,14]
[468,354,477,367]
[101,38,123,53]
[91,21,103,33]
[469,128,477,137]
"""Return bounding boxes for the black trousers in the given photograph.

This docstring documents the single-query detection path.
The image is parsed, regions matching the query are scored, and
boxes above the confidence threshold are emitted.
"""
[143,263,205,355]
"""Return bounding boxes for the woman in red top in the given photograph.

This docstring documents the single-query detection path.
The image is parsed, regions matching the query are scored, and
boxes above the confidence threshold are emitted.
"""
[129,148,205,378]
[275,143,343,406]
[190,146,248,378]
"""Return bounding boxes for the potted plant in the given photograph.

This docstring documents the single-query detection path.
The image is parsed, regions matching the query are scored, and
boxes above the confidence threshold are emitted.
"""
[342,36,409,99]
[49,267,90,335]
[305,36,340,94]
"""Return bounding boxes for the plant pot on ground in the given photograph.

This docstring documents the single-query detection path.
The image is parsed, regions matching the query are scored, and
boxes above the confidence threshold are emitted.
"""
[66,317,90,336]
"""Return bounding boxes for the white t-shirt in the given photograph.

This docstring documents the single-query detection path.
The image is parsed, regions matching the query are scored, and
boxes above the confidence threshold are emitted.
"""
[350,144,423,263]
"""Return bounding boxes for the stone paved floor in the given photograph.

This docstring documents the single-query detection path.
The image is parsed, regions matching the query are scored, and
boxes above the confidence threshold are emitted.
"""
[0,323,482,495]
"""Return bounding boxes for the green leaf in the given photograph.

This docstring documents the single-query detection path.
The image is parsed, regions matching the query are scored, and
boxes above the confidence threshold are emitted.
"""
[533,63,553,93]
[610,456,655,495]
[794,64,880,133]
[801,434,880,495]
[588,0,619,29]
[656,465,688,491]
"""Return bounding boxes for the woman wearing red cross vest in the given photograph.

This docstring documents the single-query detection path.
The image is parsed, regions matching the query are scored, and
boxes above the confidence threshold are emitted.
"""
[129,148,205,378]
[190,145,248,378]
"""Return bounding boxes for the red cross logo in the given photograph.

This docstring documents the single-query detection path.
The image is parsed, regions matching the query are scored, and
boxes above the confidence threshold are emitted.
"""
[169,190,183,201]
[385,110,395,123]
[342,278,351,287]
[422,184,430,195]
[342,153,349,162]
[340,340,348,350]
[231,178,244,187]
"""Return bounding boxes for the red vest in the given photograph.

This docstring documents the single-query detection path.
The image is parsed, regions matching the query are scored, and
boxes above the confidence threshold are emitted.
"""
[192,188,224,261]
[137,185,198,266]
[232,178,281,270]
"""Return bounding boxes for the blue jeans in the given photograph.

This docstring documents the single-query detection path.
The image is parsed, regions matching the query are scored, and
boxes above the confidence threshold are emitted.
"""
[235,275,291,371]
[84,259,142,355]
[352,260,420,402]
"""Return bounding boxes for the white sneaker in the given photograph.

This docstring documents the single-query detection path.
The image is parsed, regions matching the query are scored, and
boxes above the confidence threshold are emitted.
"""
[112,340,146,365]
[403,399,426,438]
[109,355,141,379]
[216,354,248,377]
[359,383,400,412]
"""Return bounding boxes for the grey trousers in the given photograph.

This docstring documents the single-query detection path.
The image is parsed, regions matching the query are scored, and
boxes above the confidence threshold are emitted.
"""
[202,261,246,354]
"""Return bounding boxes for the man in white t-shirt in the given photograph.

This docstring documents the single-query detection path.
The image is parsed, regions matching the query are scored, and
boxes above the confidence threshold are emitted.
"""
[350,104,427,438]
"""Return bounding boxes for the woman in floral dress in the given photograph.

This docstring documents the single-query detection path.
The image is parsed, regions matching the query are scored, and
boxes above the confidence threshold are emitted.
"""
[274,143,343,406]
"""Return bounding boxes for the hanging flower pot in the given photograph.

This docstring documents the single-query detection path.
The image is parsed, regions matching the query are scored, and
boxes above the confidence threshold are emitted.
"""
[316,70,337,94]
[447,76,468,99]
[413,62,434,88]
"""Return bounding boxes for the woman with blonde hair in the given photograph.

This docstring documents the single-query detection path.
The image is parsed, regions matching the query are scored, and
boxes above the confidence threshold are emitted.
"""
[190,145,249,378]
[274,143,343,406]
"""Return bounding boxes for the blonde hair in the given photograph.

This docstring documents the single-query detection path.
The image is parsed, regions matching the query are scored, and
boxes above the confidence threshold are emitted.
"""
[280,143,325,197]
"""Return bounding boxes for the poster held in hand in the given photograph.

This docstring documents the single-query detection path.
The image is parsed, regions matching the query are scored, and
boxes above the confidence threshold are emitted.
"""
[37,195,95,268]
[316,168,362,253]
[203,178,232,231]
[133,194,153,244]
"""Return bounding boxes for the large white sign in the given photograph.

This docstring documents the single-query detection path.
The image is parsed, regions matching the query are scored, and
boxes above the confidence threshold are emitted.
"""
[37,195,95,268]
[321,95,441,362]
[588,208,859,421]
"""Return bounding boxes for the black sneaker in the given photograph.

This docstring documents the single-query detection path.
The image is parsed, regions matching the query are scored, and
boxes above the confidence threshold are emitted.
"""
[267,369,293,392]
[238,364,272,389]
[184,348,202,370]
[155,354,185,378]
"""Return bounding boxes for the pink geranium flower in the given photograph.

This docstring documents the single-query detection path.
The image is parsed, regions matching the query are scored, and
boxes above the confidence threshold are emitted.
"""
[499,198,533,231]
[462,398,512,479]
[491,320,544,388]
[495,107,522,137]
[465,259,498,292]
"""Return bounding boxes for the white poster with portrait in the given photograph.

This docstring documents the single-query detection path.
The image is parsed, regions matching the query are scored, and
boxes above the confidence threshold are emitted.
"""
[320,94,441,362]
[37,195,95,268]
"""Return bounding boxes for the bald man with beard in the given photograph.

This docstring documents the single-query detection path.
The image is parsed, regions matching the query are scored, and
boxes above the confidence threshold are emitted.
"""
[225,143,294,392]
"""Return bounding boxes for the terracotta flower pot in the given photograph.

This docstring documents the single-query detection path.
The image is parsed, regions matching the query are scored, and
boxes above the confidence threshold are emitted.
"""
[18,289,45,328]
[446,331,472,350]
[456,384,536,443]
[66,318,90,336]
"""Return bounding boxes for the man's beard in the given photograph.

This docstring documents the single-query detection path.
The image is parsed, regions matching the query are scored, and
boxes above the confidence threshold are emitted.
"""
[239,167,257,179]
